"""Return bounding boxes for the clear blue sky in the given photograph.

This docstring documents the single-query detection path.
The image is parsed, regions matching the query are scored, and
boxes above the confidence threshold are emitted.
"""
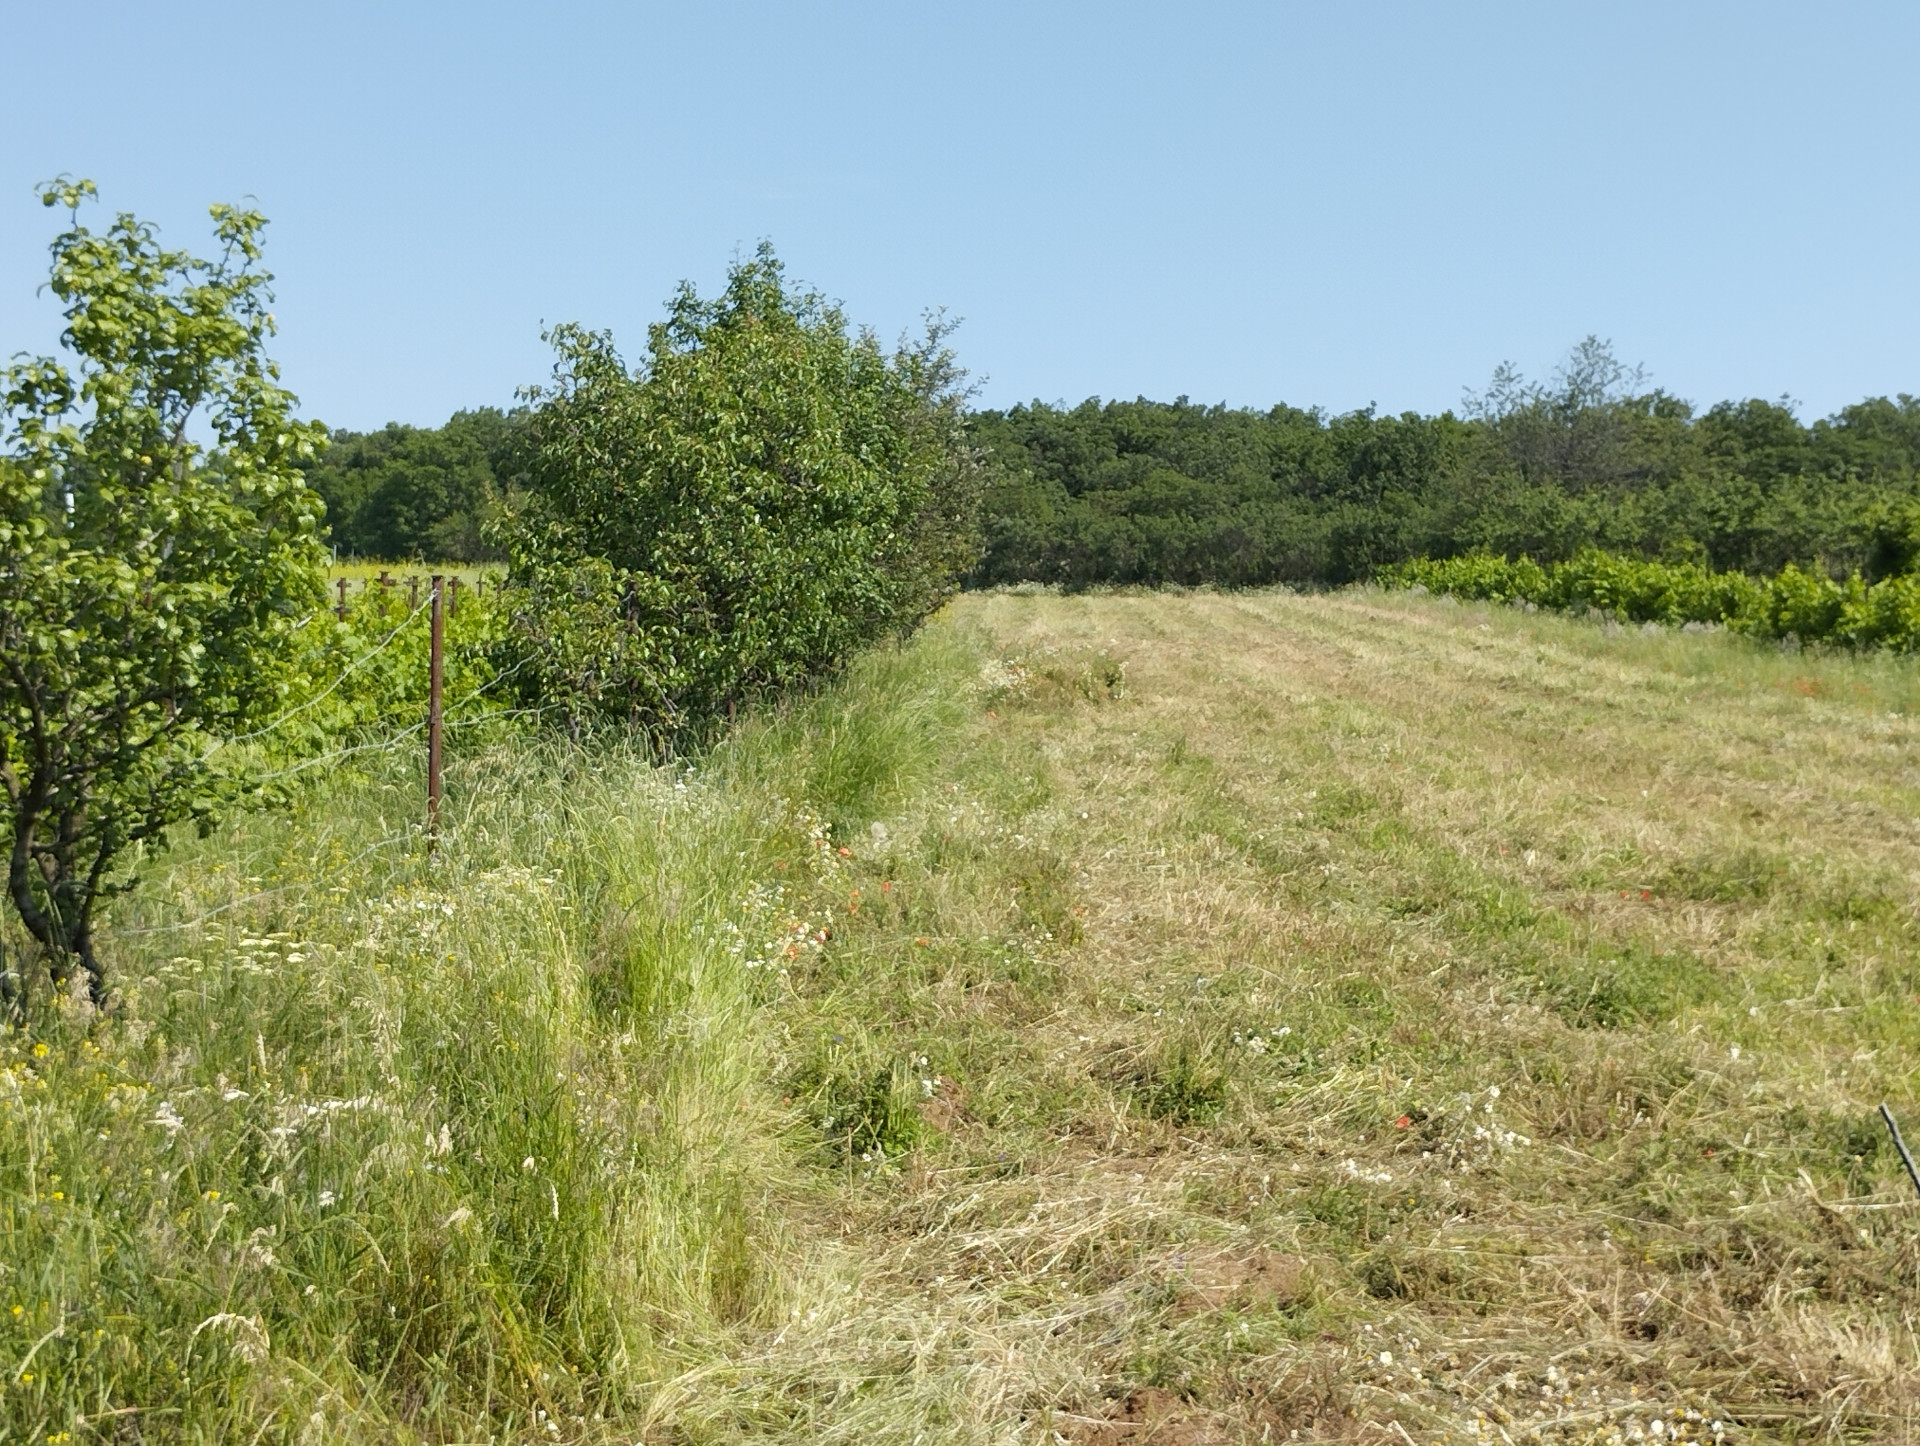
[4,2,1917,431]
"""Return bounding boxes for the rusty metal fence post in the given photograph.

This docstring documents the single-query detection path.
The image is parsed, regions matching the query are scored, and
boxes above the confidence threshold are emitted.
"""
[427,574,444,839]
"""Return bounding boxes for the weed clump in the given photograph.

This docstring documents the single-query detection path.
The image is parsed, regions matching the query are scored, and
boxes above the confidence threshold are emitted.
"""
[1113,1039,1229,1126]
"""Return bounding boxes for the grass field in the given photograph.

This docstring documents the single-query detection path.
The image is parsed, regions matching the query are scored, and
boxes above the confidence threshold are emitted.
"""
[8,588,1920,1442]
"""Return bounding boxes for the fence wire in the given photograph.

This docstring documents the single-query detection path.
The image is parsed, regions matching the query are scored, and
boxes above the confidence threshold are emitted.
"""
[240,639,551,782]
[216,594,434,750]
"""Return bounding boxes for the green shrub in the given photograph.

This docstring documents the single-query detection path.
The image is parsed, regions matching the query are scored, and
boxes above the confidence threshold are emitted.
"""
[495,247,982,744]
[1384,549,1920,651]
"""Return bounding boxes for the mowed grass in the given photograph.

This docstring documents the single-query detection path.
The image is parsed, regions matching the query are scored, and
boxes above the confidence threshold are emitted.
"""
[5,587,1920,1443]
[755,588,1920,1445]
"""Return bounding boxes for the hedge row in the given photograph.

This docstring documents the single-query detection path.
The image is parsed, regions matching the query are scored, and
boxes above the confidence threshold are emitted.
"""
[1382,550,1920,651]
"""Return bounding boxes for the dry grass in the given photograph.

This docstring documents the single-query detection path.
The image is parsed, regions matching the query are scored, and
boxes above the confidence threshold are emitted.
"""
[732,587,1920,1444]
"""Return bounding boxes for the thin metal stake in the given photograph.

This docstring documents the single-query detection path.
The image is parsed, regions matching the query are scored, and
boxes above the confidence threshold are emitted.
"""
[336,577,348,620]
[427,574,444,841]
[1879,1103,1920,1200]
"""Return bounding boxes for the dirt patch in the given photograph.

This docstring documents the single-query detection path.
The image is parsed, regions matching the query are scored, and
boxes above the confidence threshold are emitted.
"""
[1169,1247,1304,1317]
[918,1075,967,1132]
[1053,1388,1242,1445]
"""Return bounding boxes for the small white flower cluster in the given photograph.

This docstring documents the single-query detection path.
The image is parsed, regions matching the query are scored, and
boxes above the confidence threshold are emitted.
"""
[1597,1407,1725,1444]
[978,657,1033,698]
[1471,1119,1531,1151]
[1231,1025,1292,1055]
[235,933,309,976]
[1433,1085,1532,1174]
[1343,1157,1394,1185]
[1365,1336,1726,1444]
[712,803,857,975]
[351,866,560,954]
[153,931,320,983]
[728,881,835,975]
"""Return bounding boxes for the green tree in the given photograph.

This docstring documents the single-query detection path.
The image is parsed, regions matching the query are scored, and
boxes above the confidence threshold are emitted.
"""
[303,407,519,560]
[500,246,980,740]
[0,180,328,1005]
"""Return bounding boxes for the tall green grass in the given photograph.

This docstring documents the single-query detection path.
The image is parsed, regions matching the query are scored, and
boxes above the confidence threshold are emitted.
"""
[0,625,981,1442]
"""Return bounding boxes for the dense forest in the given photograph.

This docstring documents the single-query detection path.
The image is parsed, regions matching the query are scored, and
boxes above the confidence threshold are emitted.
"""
[306,339,1920,587]
[303,406,522,560]
[971,341,1920,587]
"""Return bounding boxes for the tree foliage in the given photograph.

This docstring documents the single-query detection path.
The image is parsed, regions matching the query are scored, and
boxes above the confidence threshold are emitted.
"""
[968,339,1920,589]
[0,181,328,1003]
[496,246,981,741]
[326,335,1920,596]
[302,407,520,561]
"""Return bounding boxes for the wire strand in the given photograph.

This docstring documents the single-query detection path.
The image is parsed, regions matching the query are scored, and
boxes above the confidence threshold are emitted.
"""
[214,595,433,749]
[225,621,540,781]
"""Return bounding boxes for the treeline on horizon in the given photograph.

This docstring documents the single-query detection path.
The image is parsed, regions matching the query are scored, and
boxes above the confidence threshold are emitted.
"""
[307,338,1920,586]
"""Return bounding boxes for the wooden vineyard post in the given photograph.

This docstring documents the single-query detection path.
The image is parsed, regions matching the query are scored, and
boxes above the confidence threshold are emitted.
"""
[448,576,461,616]
[409,575,420,611]
[336,577,348,619]
[427,574,444,840]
